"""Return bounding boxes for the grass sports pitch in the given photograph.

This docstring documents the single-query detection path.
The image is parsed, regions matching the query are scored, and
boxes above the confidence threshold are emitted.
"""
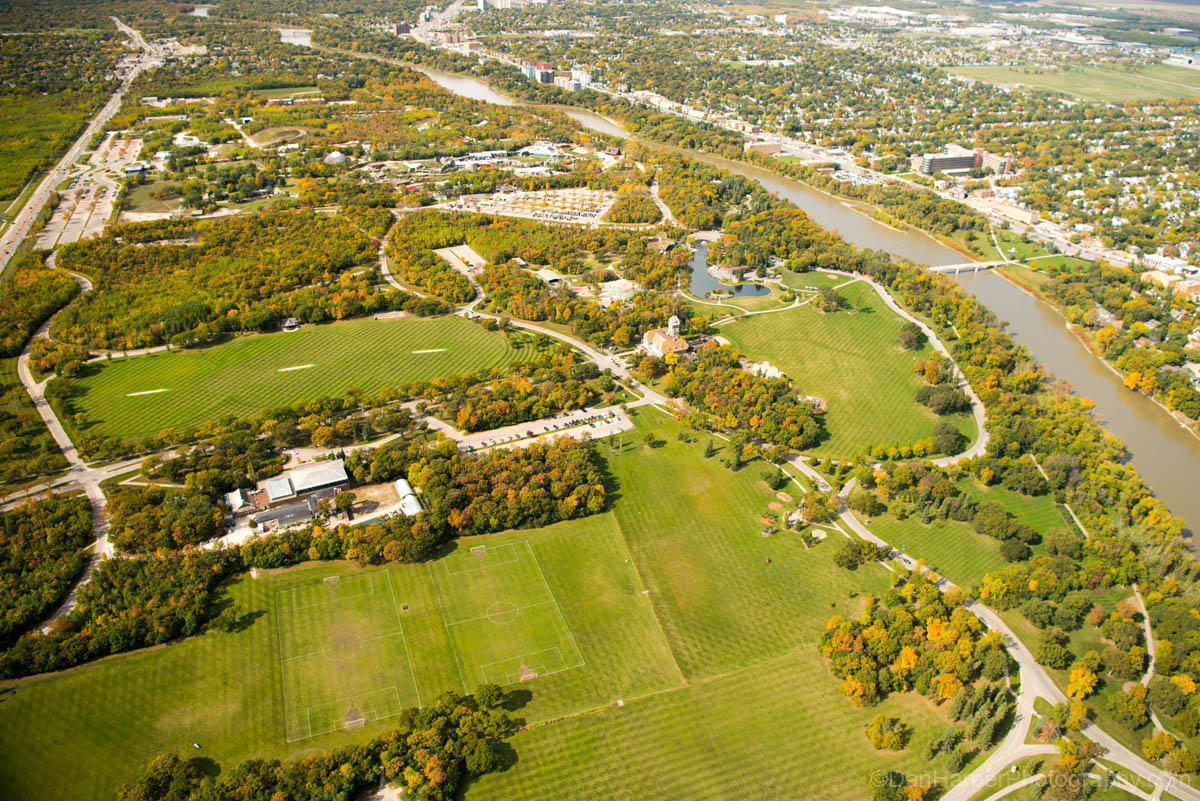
[431,542,583,689]
[67,315,534,440]
[276,541,581,742]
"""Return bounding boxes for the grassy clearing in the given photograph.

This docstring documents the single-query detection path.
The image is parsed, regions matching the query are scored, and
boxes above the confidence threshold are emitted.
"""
[947,64,1200,102]
[464,648,963,801]
[720,279,976,457]
[122,181,182,214]
[858,480,1071,589]
[68,316,534,439]
[465,407,971,801]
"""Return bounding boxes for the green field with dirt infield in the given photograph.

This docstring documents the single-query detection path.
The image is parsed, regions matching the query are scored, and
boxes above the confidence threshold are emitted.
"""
[63,315,535,440]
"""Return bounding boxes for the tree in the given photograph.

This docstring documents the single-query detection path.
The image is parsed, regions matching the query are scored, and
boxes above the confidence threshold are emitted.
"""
[932,421,963,455]
[896,322,926,350]
[703,439,716,458]
[474,683,504,709]
[1066,662,1098,700]
[335,491,357,520]
[817,286,846,312]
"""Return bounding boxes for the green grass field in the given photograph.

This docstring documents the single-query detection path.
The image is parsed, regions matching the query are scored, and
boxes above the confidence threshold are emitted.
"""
[947,64,1200,102]
[68,315,534,439]
[0,407,992,801]
[720,278,976,457]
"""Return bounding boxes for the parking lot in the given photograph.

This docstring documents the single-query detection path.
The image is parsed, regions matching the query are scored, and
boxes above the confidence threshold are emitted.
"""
[458,406,633,453]
[441,187,617,225]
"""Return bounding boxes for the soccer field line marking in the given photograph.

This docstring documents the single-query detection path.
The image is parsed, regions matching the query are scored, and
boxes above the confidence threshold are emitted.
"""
[441,541,520,575]
[126,388,168,396]
[442,598,557,628]
[276,363,317,372]
[274,588,292,744]
[291,686,406,743]
[427,561,470,695]
[385,570,423,709]
[524,540,587,669]
[278,572,375,611]
[280,630,405,663]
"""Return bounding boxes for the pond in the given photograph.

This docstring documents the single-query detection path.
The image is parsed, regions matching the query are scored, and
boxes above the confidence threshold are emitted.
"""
[688,240,771,298]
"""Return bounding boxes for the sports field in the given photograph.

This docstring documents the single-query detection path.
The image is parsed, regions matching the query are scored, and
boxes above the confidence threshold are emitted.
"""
[947,63,1200,102]
[67,315,533,439]
[720,278,976,457]
[0,408,983,801]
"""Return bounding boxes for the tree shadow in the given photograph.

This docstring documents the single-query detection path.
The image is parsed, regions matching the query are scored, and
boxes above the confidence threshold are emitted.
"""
[188,756,222,779]
[501,688,532,712]
[230,609,266,633]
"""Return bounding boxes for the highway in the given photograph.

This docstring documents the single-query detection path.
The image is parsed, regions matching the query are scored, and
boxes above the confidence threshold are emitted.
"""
[0,17,157,276]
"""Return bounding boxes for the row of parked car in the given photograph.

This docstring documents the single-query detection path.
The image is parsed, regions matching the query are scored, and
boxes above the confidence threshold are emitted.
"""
[463,411,620,452]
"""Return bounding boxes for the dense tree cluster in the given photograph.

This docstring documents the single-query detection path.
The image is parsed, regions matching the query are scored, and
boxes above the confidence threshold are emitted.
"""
[0,358,70,485]
[341,435,607,560]
[663,343,823,449]
[479,259,691,347]
[820,572,1010,709]
[441,346,600,432]
[117,687,515,801]
[0,548,240,678]
[385,212,476,302]
[0,255,80,357]
[52,210,383,349]
[108,485,225,554]
[604,190,661,224]
[0,493,91,648]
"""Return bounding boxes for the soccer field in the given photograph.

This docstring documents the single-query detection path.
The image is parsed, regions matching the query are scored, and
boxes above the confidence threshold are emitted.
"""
[275,541,584,743]
[66,315,534,440]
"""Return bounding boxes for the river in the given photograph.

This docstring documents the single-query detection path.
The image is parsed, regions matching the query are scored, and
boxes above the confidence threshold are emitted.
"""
[398,59,1200,534]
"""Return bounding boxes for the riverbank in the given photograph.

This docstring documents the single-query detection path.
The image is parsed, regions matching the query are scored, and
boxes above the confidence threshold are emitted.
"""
[316,38,1198,533]
[996,262,1200,446]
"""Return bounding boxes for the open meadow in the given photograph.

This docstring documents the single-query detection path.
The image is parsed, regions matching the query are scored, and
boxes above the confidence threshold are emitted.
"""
[720,278,976,457]
[0,407,984,801]
[947,64,1200,102]
[66,315,534,439]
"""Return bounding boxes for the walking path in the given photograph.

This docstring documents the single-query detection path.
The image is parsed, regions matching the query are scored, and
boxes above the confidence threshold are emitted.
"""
[809,453,1199,800]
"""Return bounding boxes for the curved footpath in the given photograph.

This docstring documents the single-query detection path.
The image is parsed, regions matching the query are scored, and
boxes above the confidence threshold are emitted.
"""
[6,200,1184,797]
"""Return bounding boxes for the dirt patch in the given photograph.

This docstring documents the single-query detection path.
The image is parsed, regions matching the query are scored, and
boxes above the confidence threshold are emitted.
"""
[519,662,538,682]
[768,501,783,511]
[324,632,361,661]
[759,516,776,526]
[776,491,793,503]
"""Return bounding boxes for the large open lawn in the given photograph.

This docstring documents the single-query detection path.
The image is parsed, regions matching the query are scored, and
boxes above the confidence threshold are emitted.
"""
[947,64,1200,102]
[720,278,976,457]
[0,407,987,801]
[67,315,534,439]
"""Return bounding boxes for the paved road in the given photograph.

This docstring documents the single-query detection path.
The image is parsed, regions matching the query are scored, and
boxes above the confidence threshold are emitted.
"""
[0,18,156,275]
[812,459,1200,799]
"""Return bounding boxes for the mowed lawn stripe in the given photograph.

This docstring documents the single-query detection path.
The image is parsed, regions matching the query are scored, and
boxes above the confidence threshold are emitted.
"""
[721,279,976,457]
[465,649,965,801]
[70,316,534,439]
[606,409,890,679]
